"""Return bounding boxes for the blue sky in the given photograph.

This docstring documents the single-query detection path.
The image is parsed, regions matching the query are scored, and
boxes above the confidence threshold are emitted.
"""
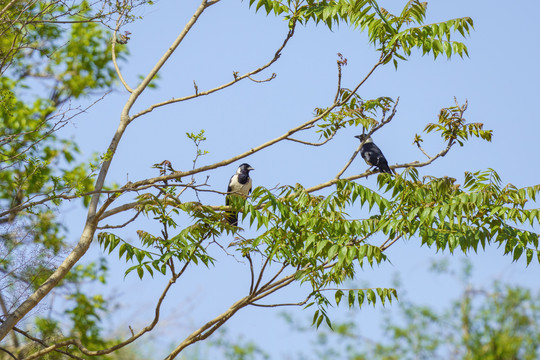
[59,0,540,357]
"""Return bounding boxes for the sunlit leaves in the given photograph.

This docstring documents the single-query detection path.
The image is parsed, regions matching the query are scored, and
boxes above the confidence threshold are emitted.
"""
[0,0,128,299]
[66,292,107,345]
[97,189,220,279]
[424,104,492,146]
[385,17,473,62]
[338,287,397,308]
[248,0,472,68]
[376,168,540,264]
[315,93,395,139]
[109,161,539,327]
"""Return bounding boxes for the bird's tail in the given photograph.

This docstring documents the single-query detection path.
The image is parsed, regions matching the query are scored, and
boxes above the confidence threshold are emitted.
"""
[380,165,392,174]
[225,211,238,226]
[225,196,239,226]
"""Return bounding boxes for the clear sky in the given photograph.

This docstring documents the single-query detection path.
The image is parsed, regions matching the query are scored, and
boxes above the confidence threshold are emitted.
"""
[58,0,540,357]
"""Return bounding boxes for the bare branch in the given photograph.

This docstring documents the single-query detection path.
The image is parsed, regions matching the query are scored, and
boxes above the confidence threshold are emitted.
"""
[416,141,433,159]
[253,256,271,293]
[97,209,142,230]
[0,347,17,360]
[247,254,255,295]
[130,22,295,122]
[285,128,338,146]
[111,7,133,93]
[250,295,311,308]
[248,73,276,83]
[380,234,402,251]
[164,295,253,359]
[8,326,84,360]
[334,53,347,103]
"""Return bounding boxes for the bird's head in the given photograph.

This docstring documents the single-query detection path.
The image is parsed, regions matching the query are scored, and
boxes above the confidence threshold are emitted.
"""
[355,134,373,143]
[237,163,255,173]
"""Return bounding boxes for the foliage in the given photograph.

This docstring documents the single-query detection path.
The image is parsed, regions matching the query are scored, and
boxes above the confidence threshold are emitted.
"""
[0,0,132,357]
[264,260,540,360]
[250,0,472,66]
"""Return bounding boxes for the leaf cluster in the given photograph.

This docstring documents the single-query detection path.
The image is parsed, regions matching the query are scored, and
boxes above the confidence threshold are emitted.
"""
[98,191,218,279]
[0,0,134,353]
[315,93,394,140]
[377,168,540,265]
[249,0,472,67]
[422,103,492,146]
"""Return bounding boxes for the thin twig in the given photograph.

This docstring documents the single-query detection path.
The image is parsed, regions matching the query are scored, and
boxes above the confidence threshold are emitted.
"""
[253,256,271,293]
[111,8,133,93]
[285,129,338,146]
[97,209,142,230]
[130,20,295,122]
[416,142,433,159]
[247,254,255,295]
[250,295,311,308]
[380,234,402,251]
[8,326,84,360]
[0,347,17,360]
[248,73,276,83]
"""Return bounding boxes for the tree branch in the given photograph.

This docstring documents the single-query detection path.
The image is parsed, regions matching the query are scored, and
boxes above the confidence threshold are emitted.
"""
[111,5,133,93]
[285,128,337,146]
[250,295,310,307]
[130,21,295,122]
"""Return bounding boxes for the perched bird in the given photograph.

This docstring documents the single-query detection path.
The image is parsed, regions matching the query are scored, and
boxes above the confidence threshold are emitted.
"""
[225,163,254,226]
[354,134,392,174]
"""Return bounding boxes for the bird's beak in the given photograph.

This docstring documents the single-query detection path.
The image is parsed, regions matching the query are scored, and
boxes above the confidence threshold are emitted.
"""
[354,135,361,139]
[249,167,255,171]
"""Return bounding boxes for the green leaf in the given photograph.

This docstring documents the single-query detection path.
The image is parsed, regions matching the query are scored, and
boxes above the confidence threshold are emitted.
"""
[348,290,356,308]
[357,290,365,307]
[335,290,344,306]
[367,289,376,306]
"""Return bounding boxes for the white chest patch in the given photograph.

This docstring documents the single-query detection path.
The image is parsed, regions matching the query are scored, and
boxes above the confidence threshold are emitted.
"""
[228,175,252,196]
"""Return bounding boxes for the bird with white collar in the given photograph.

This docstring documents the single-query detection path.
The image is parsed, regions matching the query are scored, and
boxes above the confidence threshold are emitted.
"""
[225,163,254,226]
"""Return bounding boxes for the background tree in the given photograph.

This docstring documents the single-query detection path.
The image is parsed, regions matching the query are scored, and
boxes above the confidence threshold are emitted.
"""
[259,259,540,360]
[0,0,145,357]
[0,0,539,359]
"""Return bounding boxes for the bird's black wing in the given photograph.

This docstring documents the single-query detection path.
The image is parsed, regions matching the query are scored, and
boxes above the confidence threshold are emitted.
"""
[362,143,391,174]
[226,174,238,225]
[376,157,392,174]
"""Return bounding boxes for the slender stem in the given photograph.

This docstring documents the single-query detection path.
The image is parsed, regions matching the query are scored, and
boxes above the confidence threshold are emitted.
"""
[130,21,294,122]
[111,8,133,93]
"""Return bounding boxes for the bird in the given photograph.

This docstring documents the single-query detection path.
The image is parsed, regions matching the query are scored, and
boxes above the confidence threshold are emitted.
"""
[225,163,254,226]
[354,134,392,174]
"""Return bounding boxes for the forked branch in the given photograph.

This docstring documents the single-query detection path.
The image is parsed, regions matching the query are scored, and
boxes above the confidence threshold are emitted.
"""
[130,22,295,121]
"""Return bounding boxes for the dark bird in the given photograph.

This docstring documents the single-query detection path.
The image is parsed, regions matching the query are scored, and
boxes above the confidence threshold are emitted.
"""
[355,134,392,174]
[226,163,254,226]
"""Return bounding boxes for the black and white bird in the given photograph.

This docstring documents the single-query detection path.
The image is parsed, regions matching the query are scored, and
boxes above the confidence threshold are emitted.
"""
[225,163,254,226]
[355,134,392,174]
